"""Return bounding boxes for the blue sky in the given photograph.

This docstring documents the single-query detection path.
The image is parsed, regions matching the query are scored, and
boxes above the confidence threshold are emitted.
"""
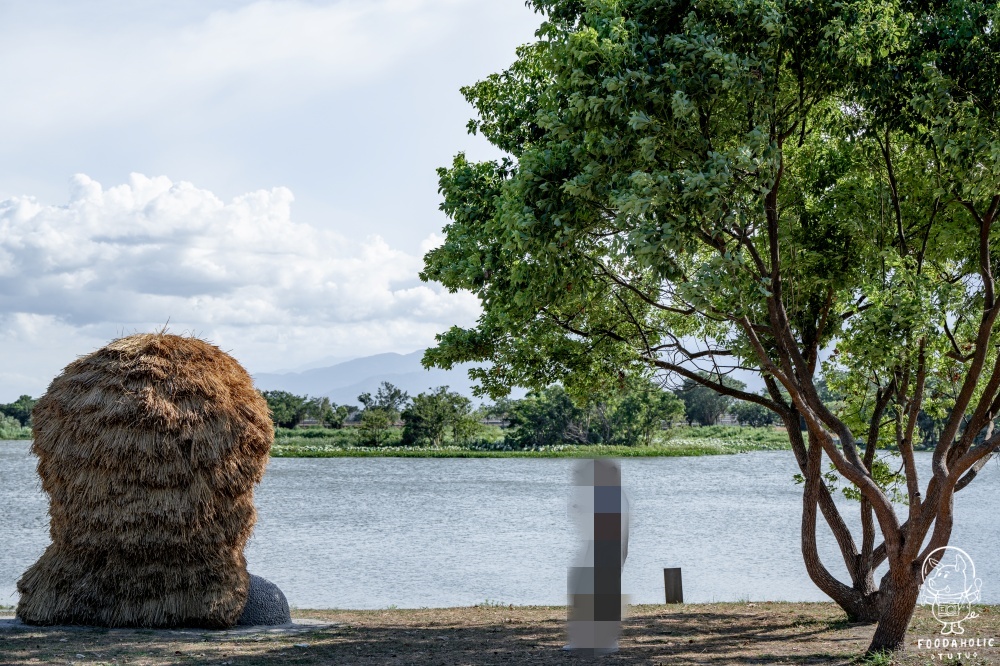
[0,0,541,399]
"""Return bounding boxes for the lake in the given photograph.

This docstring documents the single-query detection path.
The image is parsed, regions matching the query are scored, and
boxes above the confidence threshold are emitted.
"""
[1,440,997,609]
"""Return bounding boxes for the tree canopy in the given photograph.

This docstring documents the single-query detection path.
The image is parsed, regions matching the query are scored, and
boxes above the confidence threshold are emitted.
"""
[0,395,37,427]
[421,0,1000,653]
[676,373,744,426]
[491,379,684,449]
[357,382,410,446]
[401,386,477,447]
[358,382,410,416]
[261,390,310,429]
[261,391,354,429]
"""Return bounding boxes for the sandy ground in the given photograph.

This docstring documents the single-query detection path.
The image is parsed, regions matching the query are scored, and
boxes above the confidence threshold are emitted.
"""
[1,602,998,665]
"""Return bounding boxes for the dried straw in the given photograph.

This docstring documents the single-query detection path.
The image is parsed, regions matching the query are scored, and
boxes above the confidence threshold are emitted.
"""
[16,333,274,628]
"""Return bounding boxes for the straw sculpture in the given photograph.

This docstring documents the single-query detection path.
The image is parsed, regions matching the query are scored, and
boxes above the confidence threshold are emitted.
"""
[16,333,274,628]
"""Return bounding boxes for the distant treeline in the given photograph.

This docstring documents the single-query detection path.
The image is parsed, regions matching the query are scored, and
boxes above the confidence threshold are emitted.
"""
[260,374,784,449]
[0,394,36,439]
[2,372,946,449]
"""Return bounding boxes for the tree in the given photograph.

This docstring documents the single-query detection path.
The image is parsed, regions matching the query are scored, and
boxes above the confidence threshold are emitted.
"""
[420,0,1000,653]
[732,399,779,428]
[494,379,683,447]
[501,385,588,450]
[261,390,309,429]
[399,386,478,447]
[357,382,409,446]
[307,397,352,429]
[401,387,459,447]
[451,406,484,445]
[0,395,37,427]
[358,409,393,446]
[358,382,410,416]
[588,378,685,446]
[0,414,30,438]
[676,374,744,426]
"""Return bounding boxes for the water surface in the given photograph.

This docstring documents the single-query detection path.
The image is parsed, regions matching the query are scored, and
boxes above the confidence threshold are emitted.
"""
[2,441,996,608]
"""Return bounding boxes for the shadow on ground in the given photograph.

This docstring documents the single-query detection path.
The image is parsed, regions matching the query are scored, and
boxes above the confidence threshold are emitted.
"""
[1,603,997,665]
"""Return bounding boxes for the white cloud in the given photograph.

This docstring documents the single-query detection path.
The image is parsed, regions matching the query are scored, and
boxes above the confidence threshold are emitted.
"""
[0,173,480,395]
[0,0,477,139]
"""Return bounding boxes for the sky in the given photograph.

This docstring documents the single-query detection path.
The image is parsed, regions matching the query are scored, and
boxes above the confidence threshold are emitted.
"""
[0,0,543,400]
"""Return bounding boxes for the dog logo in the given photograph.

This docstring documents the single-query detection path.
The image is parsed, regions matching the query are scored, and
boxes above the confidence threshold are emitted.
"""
[921,547,982,635]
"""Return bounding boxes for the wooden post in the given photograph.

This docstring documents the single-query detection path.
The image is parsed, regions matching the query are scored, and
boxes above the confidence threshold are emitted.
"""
[664,568,683,603]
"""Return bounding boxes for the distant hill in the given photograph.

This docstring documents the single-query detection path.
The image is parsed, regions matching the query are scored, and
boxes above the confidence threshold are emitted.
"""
[252,351,525,406]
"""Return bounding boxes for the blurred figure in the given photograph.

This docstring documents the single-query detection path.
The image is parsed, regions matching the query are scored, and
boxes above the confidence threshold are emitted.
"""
[566,458,630,655]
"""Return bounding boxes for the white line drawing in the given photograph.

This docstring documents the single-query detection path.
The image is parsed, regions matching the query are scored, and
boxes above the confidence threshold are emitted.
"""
[921,546,983,636]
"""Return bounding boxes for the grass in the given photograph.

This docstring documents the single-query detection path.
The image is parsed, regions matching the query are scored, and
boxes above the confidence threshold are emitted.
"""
[269,439,787,458]
[856,649,896,666]
[2,426,793,457]
[0,426,31,440]
[2,602,996,665]
[269,425,792,458]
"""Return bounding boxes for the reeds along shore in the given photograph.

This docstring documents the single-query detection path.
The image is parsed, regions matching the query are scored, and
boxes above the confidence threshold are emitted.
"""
[16,333,274,628]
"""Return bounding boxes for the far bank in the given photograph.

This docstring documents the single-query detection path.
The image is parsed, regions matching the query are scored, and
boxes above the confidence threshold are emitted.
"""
[269,425,791,458]
[1,425,793,457]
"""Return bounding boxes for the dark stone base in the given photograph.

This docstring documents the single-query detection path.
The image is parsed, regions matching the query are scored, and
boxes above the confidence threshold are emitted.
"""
[237,574,291,626]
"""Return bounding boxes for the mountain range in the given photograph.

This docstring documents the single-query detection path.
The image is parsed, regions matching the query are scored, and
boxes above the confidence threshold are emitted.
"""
[252,351,525,406]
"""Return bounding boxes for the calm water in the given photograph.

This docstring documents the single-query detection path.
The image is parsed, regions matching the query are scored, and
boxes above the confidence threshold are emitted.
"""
[2,440,997,609]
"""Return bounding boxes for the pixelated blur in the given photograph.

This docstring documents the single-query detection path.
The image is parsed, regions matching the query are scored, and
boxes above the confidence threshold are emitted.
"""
[566,458,630,656]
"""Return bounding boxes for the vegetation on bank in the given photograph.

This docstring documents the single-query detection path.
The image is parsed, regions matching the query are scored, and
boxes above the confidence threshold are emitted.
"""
[0,395,35,439]
[270,424,791,458]
[2,423,792,457]
[0,415,31,440]
[264,380,792,457]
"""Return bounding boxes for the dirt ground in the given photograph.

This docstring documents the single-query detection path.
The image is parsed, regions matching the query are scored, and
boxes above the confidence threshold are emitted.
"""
[1,602,997,665]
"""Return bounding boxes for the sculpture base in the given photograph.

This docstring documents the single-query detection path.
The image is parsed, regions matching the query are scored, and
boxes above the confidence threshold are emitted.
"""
[237,574,291,626]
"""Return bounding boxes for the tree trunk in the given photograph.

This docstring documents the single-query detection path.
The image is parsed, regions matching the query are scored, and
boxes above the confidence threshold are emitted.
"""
[800,445,882,622]
[791,422,883,622]
[867,574,921,654]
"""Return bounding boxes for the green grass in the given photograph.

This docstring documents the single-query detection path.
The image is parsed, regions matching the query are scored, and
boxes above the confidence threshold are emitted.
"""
[0,414,30,440]
[669,424,791,445]
[855,650,895,666]
[270,427,792,458]
[2,425,793,457]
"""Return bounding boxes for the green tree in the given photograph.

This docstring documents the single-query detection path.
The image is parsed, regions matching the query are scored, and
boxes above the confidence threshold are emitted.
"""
[436,390,480,445]
[500,385,588,450]
[0,394,37,427]
[400,386,478,447]
[356,382,409,446]
[307,396,352,429]
[401,387,456,447]
[358,382,410,415]
[732,399,779,428]
[676,375,745,426]
[358,409,393,446]
[0,414,32,439]
[451,406,484,445]
[420,0,1000,653]
[588,378,685,446]
[261,390,309,429]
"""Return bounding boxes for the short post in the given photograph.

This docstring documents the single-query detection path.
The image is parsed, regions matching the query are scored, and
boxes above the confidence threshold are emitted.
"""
[664,567,683,604]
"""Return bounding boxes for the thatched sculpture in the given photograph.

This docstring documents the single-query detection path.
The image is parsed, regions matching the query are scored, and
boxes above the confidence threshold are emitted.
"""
[16,333,275,628]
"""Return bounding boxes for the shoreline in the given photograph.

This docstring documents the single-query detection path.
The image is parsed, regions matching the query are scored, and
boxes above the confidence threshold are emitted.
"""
[2,426,795,458]
[268,442,791,458]
[2,437,793,458]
